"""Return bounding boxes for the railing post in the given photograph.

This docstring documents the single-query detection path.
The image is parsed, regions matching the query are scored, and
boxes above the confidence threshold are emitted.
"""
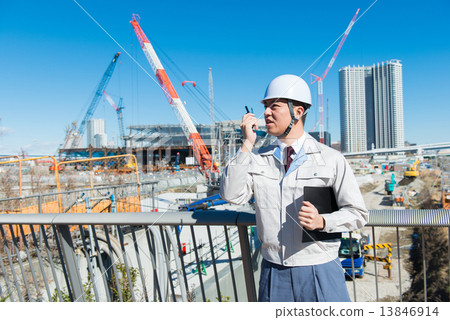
[56,225,85,302]
[38,195,43,247]
[237,225,257,302]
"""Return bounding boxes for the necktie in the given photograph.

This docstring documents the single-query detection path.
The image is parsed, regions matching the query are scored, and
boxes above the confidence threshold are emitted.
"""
[285,146,295,172]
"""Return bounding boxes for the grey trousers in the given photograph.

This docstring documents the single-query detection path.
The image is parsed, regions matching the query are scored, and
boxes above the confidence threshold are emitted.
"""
[258,258,351,302]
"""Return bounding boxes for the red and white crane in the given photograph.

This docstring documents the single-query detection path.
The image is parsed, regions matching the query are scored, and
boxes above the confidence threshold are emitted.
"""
[130,14,218,178]
[311,9,359,144]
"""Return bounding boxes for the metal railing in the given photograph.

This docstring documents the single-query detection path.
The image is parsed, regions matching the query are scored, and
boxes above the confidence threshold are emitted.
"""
[0,209,449,302]
[0,173,205,216]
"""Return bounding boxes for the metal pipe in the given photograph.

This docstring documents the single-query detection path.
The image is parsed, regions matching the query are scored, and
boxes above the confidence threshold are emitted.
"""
[116,226,136,301]
[144,226,162,301]
[349,232,357,301]
[396,227,402,302]
[164,226,187,302]
[40,225,63,302]
[78,225,100,301]
[130,226,149,302]
[206,225,222,301]
[224,226,238,302]
[372,226,379,302]
[148,225,168,301]
[190,225,206,301]
[159,225,177,301]
[18,225,41,301]
[237,225,257,302]
[56,225,85,302]
[28,225,51,300]
[38,196,43,247]
[1,210,449,227]
[0,226,17,301]
[8,225,32,300]
[174,226,189,301]
[90,227,112,302]
[102,225,123,302]
[52,225,74,301]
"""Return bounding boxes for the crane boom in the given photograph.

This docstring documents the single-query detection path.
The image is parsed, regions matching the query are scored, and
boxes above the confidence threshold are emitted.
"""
[311,9,359,144]
[130,14,218,176]
[68,52,121,148]
[103,91,126,147]
[319,8,359,82]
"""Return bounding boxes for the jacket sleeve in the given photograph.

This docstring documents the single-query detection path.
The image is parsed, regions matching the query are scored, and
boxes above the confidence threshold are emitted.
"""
[219,150,254,205]
[322,154,369,233]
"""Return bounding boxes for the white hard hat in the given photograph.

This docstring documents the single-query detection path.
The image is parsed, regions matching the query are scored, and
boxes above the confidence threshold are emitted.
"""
[261,74,312,106]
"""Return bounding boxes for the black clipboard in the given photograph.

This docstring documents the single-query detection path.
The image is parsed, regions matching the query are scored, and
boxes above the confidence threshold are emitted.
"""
[301,186,342,242]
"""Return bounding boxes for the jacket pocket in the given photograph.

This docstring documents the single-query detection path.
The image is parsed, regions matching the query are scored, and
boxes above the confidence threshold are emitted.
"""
[296,166,334,186]
[249,168,280,209]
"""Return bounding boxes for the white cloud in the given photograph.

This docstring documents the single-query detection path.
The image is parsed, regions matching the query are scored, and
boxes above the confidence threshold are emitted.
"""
[0,127,13,136]
[20,140,60,155]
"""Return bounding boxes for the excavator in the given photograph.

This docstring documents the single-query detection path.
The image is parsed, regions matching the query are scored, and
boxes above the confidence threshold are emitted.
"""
[404,159,421,178]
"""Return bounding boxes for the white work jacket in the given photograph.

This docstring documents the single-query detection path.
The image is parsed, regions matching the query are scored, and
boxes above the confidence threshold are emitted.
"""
[220,133,368,267]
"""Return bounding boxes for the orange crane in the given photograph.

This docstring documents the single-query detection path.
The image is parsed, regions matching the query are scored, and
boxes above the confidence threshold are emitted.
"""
[130,14,218,180]
[311,9,359,144]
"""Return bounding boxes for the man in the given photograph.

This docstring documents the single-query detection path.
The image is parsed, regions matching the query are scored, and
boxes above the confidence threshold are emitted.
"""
[220,74,368,302]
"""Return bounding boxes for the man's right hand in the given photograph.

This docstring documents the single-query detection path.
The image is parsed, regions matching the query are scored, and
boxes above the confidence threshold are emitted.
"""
[241,113,258,152]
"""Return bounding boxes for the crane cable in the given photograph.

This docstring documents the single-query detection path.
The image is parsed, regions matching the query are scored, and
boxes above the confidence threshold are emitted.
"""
[72,0,164,97]
[300,0,379,78]
[149,36,232,122]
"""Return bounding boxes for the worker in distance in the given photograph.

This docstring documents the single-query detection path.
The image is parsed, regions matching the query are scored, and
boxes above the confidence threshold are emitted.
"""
[220,74,368,302]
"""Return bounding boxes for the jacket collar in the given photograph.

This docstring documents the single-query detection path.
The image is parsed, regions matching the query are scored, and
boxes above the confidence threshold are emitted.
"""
[258,132,321,156]
[303,132,321,155]
[256,132,323,171]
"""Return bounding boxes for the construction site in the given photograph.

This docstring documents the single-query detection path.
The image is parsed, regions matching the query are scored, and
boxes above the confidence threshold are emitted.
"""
[1,9,450,304]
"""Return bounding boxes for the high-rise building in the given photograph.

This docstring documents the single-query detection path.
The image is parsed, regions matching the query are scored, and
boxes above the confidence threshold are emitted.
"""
[310,131,331,147]
[339,66,368,153]
[372,60,404,149]
[94,133,108,148]
[86,119,107,148]
[339,60,404,152]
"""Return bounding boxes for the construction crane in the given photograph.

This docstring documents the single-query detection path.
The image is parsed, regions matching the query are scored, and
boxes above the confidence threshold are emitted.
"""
[130,14,218,180]
[310,9,359,144]
[209,67,215,167]
[103,90,126,147]
[64,52,121,149]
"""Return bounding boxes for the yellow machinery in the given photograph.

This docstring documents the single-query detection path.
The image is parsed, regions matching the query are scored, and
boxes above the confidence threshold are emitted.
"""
[404,159,421,177]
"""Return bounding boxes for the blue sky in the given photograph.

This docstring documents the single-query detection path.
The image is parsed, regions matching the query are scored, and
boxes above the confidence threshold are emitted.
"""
[0,0,449,155]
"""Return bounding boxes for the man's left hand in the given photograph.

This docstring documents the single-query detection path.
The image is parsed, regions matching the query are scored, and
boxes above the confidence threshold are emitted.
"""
[298,201,325,230]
